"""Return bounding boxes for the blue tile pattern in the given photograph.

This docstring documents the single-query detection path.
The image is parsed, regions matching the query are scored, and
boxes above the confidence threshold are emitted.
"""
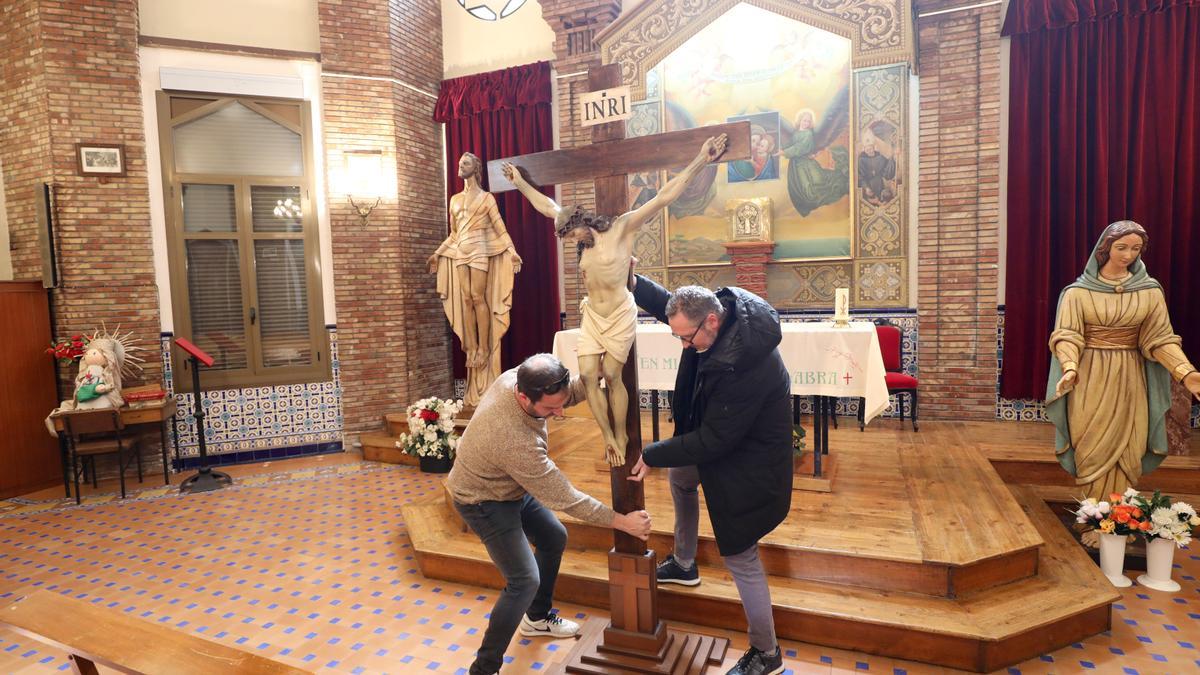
[161,327,344,459]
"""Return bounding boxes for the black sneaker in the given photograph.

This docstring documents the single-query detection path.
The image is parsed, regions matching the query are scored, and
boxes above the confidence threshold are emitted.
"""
[656,554,700,586]
[726,645,783,675]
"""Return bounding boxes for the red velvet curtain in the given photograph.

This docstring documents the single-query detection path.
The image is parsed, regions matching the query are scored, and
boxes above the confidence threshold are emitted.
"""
[1000,0,1200,399]
[433,61,557,379]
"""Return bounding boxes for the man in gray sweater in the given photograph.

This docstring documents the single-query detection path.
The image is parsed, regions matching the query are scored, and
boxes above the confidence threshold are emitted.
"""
[446,353,652,675]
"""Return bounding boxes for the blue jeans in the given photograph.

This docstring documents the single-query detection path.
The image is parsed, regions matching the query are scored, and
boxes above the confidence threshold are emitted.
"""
[454,495,568,675]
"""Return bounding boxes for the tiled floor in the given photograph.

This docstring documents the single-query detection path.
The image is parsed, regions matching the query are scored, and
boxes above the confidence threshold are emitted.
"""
[0,457,1197,674]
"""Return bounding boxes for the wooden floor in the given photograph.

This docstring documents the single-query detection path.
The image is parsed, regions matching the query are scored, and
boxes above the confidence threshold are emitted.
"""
[403,414,1136,672]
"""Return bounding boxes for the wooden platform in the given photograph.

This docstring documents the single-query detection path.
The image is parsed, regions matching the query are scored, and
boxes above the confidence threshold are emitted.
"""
[403,417,1121,672]
[969,419,1200,495]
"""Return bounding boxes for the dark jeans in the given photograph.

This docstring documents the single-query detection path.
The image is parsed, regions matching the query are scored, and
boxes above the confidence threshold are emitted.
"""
[454,494,568,675]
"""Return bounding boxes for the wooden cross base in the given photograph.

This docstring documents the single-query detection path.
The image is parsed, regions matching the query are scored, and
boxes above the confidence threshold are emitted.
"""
[548,550,728,674]
[548,617,728,674]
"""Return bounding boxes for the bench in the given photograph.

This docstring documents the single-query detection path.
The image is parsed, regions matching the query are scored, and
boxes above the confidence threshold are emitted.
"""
[0,590,310,674]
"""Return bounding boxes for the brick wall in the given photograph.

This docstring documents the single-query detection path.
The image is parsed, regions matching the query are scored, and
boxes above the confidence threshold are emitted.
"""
[914,0,1002,419]
[318,0,449,435]
[540,0,621,329]
[0,0,162,392]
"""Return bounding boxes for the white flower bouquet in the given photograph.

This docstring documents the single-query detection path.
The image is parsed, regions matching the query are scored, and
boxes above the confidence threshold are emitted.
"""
[395,396,463,460]
[1137,490,1199,548]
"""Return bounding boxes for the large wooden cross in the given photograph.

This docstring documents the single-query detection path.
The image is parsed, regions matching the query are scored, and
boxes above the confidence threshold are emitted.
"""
[488,64,747,673]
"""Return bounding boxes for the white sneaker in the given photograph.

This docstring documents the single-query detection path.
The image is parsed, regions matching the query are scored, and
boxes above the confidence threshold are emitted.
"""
[519,613,580,638]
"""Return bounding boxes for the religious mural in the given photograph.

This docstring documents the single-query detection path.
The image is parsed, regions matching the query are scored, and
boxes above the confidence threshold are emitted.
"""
[612,0,910,309]
[656,3,853,266]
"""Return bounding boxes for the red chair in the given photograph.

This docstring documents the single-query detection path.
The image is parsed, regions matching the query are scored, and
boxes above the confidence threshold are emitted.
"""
[859,320,919,431]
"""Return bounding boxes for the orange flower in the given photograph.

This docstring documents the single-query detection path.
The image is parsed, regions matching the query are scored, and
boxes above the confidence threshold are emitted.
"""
[1109,493,1122,503]
[1138,521,1152,531]
[1115,512,1130,524]
[1132,508,1142,518]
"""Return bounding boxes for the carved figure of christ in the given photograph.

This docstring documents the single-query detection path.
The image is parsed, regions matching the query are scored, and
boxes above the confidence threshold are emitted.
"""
[502,134,728,466]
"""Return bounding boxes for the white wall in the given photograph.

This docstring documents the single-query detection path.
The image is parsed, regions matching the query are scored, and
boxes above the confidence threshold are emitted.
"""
[139,0,320,53]
[0,157,11,280]
[442,0,555,78]
[138,47,336,330]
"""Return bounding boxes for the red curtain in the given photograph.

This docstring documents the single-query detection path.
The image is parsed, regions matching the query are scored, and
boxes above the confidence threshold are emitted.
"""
[1000,0,1200,399]
[433,61,557,379]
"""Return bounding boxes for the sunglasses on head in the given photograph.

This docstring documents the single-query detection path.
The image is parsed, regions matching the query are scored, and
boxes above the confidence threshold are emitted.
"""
[533,371,570,396]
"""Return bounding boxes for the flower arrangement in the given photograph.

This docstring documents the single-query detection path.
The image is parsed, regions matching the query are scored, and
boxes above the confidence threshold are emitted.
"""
[395,397,463,460]
[1073,488,1151,537]
[46,334,88,366]
[1133,490,1198,548]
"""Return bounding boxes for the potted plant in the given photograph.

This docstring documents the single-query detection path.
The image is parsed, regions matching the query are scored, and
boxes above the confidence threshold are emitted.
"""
[1132,490,1198,592]
[395,396,463,473]
[1073,488,1149,588]
[791,423,806,473]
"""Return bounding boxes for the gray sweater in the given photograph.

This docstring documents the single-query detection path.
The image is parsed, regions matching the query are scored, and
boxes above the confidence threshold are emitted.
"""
[445,368,616,526]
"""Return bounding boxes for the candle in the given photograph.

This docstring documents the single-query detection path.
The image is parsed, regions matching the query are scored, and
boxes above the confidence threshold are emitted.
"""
[834,288,850,322]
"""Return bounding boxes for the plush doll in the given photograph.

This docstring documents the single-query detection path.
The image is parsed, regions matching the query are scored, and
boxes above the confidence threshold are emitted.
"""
[45,326,146,436]
[73,339,125,409]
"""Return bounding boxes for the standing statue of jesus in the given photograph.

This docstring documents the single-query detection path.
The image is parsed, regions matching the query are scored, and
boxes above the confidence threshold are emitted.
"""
[503,134,728,466]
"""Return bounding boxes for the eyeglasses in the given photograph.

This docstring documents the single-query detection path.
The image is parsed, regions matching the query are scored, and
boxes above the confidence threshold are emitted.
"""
[671,320,705,346]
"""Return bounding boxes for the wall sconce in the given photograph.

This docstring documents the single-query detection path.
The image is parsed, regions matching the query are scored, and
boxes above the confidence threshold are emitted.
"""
[348,194,380,226]
[343,149,386,226]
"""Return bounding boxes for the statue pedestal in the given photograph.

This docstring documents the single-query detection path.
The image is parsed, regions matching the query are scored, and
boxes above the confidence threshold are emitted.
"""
[724,241,776,299]
[548,551,727,675]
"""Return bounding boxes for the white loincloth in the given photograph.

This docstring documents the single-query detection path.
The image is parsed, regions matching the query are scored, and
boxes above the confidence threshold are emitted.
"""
[577,291,636,364]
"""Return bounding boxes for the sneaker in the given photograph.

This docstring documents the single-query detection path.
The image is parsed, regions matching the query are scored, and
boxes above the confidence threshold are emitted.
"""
[656,554,700,586]
[726,645,784,675]
[519,613,580,638]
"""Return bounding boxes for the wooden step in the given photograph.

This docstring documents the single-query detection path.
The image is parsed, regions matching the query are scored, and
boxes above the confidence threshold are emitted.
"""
[539,509,1035,600]
[384,413,408,436]
[985,447,1200,494]
[545,420,1042,597]
[404,484,1116,673]
[360,433,417,466]
[963,419,1200,493]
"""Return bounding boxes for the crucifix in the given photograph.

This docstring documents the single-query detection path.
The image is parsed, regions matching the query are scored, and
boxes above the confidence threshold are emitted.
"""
[488,64,750,674]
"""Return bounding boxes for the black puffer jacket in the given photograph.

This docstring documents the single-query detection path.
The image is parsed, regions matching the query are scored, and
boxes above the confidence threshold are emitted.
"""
[634,275,793,556]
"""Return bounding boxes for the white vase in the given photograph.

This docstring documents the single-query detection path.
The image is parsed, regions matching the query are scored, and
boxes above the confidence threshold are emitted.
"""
[1097,533,1133,587]
[1136,537,1181,592]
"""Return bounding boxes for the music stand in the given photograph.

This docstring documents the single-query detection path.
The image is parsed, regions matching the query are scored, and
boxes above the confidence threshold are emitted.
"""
[175,337,232,494]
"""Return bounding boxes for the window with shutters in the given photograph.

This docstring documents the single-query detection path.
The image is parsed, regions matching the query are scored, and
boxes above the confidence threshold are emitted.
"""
[157,92,328,390]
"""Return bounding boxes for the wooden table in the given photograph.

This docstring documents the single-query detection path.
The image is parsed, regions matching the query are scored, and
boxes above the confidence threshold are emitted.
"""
[50,398,179,498]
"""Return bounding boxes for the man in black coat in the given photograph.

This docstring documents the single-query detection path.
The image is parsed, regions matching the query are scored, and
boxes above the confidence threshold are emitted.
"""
[629,275,793,675]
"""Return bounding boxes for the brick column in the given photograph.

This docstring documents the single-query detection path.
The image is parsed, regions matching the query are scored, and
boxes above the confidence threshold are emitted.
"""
[914,0,1002,419]
[723,242,775,298]
[0,0,161,388]
[0,0,52,282]
[540,0,621,329]
[318,0,448,435]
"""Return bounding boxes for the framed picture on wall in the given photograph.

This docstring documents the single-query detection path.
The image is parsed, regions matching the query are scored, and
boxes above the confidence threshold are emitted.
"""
[75,143,126,176]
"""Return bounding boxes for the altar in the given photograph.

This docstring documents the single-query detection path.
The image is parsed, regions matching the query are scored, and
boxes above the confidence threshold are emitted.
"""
[554,320,889,413]
[553,320,891,474]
